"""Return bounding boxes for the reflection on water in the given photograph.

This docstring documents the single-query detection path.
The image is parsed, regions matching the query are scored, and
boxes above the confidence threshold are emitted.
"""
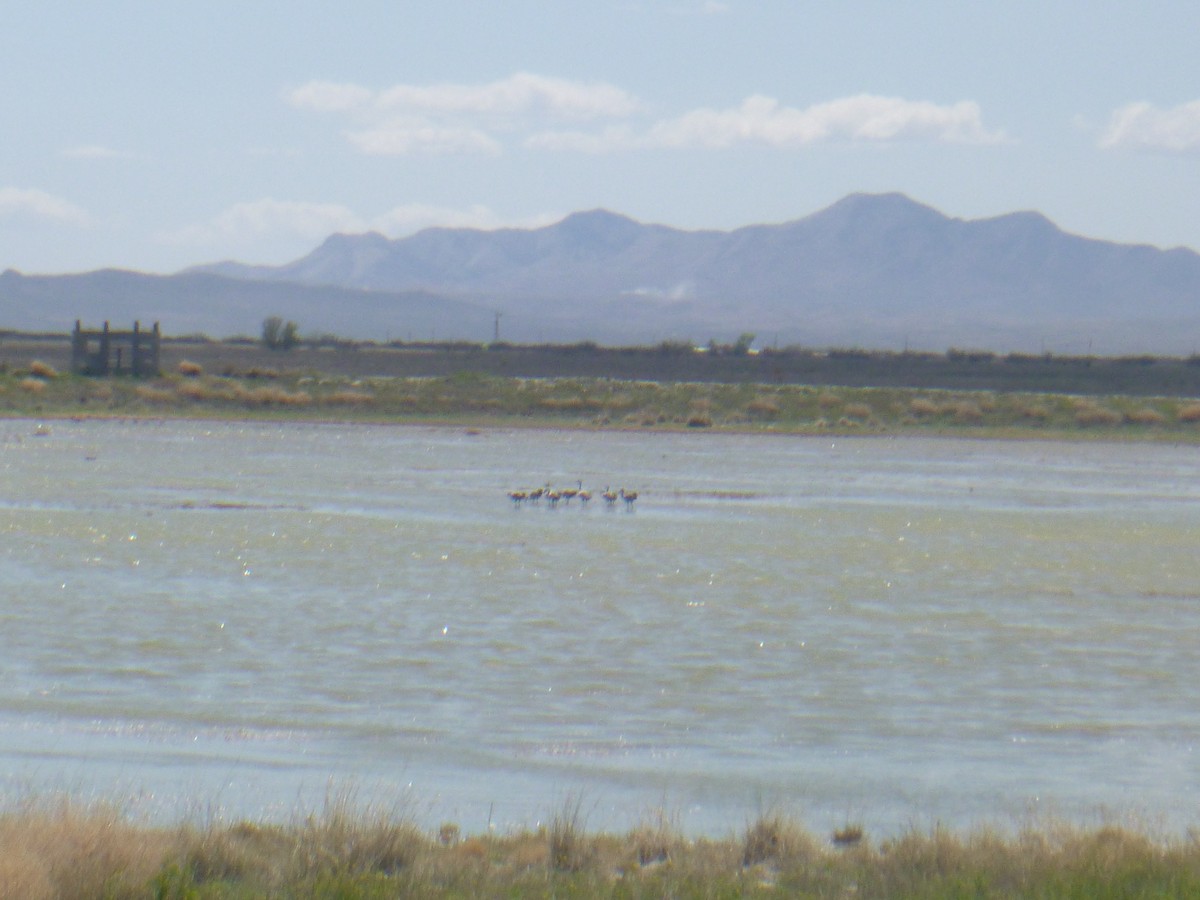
[1,418,1199,834]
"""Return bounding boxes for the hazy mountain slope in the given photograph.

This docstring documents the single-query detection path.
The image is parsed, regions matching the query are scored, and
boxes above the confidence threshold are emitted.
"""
[0,269,493,342]
[9,193,1200,353]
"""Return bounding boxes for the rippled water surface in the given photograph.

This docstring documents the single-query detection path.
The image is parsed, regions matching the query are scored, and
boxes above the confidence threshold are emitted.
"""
[2,418,1199,834]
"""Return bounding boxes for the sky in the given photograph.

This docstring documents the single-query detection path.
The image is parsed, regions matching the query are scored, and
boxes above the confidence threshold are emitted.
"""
[3,1,1200,275]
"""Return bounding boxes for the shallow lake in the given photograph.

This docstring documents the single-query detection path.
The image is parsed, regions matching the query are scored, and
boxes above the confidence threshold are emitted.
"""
[2,418,1199,836]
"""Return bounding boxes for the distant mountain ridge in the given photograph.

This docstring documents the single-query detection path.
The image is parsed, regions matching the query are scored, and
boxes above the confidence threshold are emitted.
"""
[5,193,1200,353]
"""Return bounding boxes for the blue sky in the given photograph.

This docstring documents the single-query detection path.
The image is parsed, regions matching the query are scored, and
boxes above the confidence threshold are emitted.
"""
[3,1,1199,274]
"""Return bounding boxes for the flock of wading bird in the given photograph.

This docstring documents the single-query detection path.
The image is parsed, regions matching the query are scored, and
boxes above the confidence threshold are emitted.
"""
[507,481,638,509]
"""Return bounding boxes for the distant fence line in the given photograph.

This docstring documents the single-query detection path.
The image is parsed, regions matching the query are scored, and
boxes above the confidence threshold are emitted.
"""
[70,320,161,376]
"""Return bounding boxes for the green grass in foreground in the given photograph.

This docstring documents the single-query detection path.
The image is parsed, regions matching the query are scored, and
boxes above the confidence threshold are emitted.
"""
[6,358,1200,440]
[3,796,1200,899]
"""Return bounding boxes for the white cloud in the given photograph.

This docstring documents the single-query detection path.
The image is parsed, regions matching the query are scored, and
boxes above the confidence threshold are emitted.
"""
[375,72,641,119]
[347,119,503,156]
[286,81,373,113]
[59,144,137,161]
[0,187,90,225]
[1100,100,1200,154]
[524,124,639,153]
[290,73,1001,157]
[288,72,641,156]
[160,198,366,247]
[622,281,696,303]
[538,93,1003,151]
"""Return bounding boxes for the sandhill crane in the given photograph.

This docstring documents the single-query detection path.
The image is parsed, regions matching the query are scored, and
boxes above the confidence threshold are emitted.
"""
[507,490,528,506]
[578,487,592,505]
[620,488,638,509]
[602,486,619,507]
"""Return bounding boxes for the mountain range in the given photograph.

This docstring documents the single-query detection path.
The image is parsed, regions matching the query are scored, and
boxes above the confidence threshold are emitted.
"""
[4,192,1200,354]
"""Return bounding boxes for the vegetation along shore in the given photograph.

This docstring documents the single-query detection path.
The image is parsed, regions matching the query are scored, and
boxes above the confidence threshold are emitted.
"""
[3,335,1200,439]
[5,795,1200,898]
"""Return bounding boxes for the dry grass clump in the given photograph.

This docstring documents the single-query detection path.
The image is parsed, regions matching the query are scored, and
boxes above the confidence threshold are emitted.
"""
[27,360,58,379]
[742,813,820,867]
[817,391,842,410]
[843,402,872,420]
[174,380,211,401]
[746,396,781,418]
[0,797,173,899]
[625,808,681,868]
[241,366,280,379]
[832,823,866,846]
[1074,401,1122,427]
[19,377,46,394]
[950,400,984,423]
[176,359,204,377]
[134,384,176,404]
[235,385,313,407]
[1125,406,1166,426]
[909,397,942,417]
[548,794,590,872]
[322,389,375,407]
[1178,403,1200,423]
[290,798,427,879]
[1017,402,1051,421]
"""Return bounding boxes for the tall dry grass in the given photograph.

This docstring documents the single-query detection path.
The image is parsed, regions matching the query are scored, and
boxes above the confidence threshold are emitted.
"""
[3,798,1200,897]
[0,798,173,900]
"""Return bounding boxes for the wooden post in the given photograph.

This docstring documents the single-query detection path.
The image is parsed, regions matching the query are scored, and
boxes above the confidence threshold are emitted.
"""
[99,322,111,375]
[71,320,85,374]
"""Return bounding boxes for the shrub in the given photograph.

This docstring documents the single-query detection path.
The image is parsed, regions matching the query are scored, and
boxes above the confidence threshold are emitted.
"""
[1125,407,1165,426]
[909,397,942,417]
[1178,403,1200,423]
[843,402,872,420]
[175,381,211,401]
[1018,403,1051,420]
[747,397,780,418]
[742,813,816,867]
[1074,403,1121,426]
[323,390,375,406]
[177,359,204,377]
[19,378,46,394]
[952,401,984,423]
[261,316,300,351]
[28,360,58,379]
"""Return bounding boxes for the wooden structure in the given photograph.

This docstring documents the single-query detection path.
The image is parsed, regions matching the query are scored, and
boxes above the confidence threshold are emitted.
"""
[70,320,161,376]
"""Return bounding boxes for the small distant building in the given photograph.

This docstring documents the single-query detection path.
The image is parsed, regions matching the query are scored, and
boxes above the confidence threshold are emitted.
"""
[70,320,161,376]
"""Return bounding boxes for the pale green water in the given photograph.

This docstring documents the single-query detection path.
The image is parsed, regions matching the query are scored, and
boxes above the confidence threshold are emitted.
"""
[1,418,1199,835]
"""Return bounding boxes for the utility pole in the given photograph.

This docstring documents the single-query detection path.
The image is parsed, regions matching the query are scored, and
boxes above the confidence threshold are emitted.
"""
[494,311,503,344]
